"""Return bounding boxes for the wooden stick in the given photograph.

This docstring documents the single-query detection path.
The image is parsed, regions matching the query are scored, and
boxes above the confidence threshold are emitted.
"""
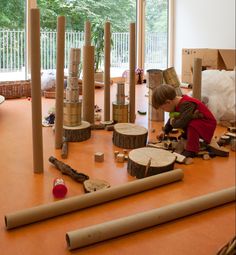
[55,16,66,149]
[84,21,91,46]
[30,8,44,173]
[66,187,236,250]
[61,137,68,159]
[104,21,111,121]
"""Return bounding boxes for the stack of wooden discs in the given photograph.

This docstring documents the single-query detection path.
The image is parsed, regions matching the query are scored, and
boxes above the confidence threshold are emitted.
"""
[113,123,148,149]
[64,48,81,127]
[127,147,176,178]
[112,83,129,123]
[63,48,91,142]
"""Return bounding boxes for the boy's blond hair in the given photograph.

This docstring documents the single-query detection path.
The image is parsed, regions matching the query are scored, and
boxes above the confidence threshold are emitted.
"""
[152,84,176,109]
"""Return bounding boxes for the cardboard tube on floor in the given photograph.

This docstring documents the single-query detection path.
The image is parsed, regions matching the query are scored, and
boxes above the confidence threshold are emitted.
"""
[104,21,111,121]
[192,57,202,100]
[5,169,184,229]
[66,186,235,250]
[129,23,136,123]
[30,8,44,173]
[55,16,66,149]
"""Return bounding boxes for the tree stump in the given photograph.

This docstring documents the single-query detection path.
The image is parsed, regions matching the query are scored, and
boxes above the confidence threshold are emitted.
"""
[127,147,176,178]
[113,123,148,149]
[63,121,91,142]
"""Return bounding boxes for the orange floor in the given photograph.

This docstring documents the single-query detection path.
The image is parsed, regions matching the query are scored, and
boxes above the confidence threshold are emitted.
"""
[0,84,235,255]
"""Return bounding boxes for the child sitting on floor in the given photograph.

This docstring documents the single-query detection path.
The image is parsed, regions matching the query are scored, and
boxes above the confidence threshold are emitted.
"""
[152,84,217,158]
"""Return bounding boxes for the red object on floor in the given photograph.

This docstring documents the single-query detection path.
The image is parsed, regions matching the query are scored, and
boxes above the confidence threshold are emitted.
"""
[52,178,68,198]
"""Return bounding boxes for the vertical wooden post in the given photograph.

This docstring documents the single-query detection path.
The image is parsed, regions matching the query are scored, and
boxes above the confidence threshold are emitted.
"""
[129,23,136,123]
[82,21,95,124]
[55,16,66,149]
[192,58,202,100]
[104,21,111,121]
[30,8,44,173]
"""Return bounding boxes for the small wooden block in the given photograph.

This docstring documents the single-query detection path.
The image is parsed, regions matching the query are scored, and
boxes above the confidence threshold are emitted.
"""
[172,152,186,163]
[114,151,119,158]
[116,153,125,163]
[94,152,104,162]
[83,179,110,193]
[123,149,128,155]
[208,139,230,157]
[227,127,236,133]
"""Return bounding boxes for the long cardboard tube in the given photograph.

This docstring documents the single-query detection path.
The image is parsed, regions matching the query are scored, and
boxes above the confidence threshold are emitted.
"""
[104,21,111,121]
[82,45,95,124]
[5,169,184,229]
[30,8,44,173]
[192,57,202,100]
[66,186,235,250]
[129,23,136,123]
[55,16,66,149]
[84,21,91,46]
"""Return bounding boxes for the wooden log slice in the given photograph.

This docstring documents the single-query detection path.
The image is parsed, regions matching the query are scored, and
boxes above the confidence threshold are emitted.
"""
[63,121,91,142]
[113,123,148,149]
[83,179,110,193]
[127,147,176,178]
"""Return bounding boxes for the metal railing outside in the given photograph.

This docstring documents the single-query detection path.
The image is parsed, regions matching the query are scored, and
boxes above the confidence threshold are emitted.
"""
[0,29,167,73]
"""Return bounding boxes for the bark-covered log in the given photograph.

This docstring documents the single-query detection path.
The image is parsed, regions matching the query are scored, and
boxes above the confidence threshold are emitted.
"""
[63,121,91,142]
[49,156,89,183]
[113,123,148,149]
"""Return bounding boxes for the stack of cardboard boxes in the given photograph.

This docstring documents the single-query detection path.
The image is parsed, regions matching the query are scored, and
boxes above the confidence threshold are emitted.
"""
[181,49,236,84]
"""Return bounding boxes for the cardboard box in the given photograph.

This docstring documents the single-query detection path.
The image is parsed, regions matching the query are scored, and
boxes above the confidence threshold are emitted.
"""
[181,48,236,84]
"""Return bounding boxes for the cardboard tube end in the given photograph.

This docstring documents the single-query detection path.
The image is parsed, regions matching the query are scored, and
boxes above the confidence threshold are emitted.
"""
[66,233,72,250]
[5,216,9,229]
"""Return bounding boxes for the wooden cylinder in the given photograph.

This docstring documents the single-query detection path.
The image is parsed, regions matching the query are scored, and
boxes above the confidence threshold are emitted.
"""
[127,147,176,178]
[116,83,125,105]
[192,58,202,100]
[146,69,163,89]
[104,21,111,121]
[148,87,164,121]
[30,8,44,173]
[63,101,82,127]
[55,16,66,149]
[129,23,136,123]
[63,121,91,142]
[66,187,235,250]
[82,45,95,124]
[163,67,182,96]
[113,123,148,149]
[112,102,129,123]
[84,21,91,46]
[5,169,184,229]
[68,48,80,77]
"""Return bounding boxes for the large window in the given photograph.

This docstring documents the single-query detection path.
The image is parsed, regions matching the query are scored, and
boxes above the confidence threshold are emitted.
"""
[145,0,168,70]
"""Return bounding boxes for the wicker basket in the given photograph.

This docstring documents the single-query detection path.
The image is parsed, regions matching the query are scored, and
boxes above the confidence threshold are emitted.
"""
[0,80,31,99]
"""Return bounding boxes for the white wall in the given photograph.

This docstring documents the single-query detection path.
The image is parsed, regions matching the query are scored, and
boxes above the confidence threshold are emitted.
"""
[173,0,235,77]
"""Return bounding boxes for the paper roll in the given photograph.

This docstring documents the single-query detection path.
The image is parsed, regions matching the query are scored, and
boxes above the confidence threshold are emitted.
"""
[84,21,91,46]
[192,58,202,100]
[30,8,44,173]
[66,186,236,250]
[55,16,66,149]
[129,23,136,123]
[104,21,111,121]
[5,169,184,229]
[82,45,95,124]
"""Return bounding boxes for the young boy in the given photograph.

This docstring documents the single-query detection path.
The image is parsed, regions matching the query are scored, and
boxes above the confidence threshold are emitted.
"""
[152,84,217,157]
